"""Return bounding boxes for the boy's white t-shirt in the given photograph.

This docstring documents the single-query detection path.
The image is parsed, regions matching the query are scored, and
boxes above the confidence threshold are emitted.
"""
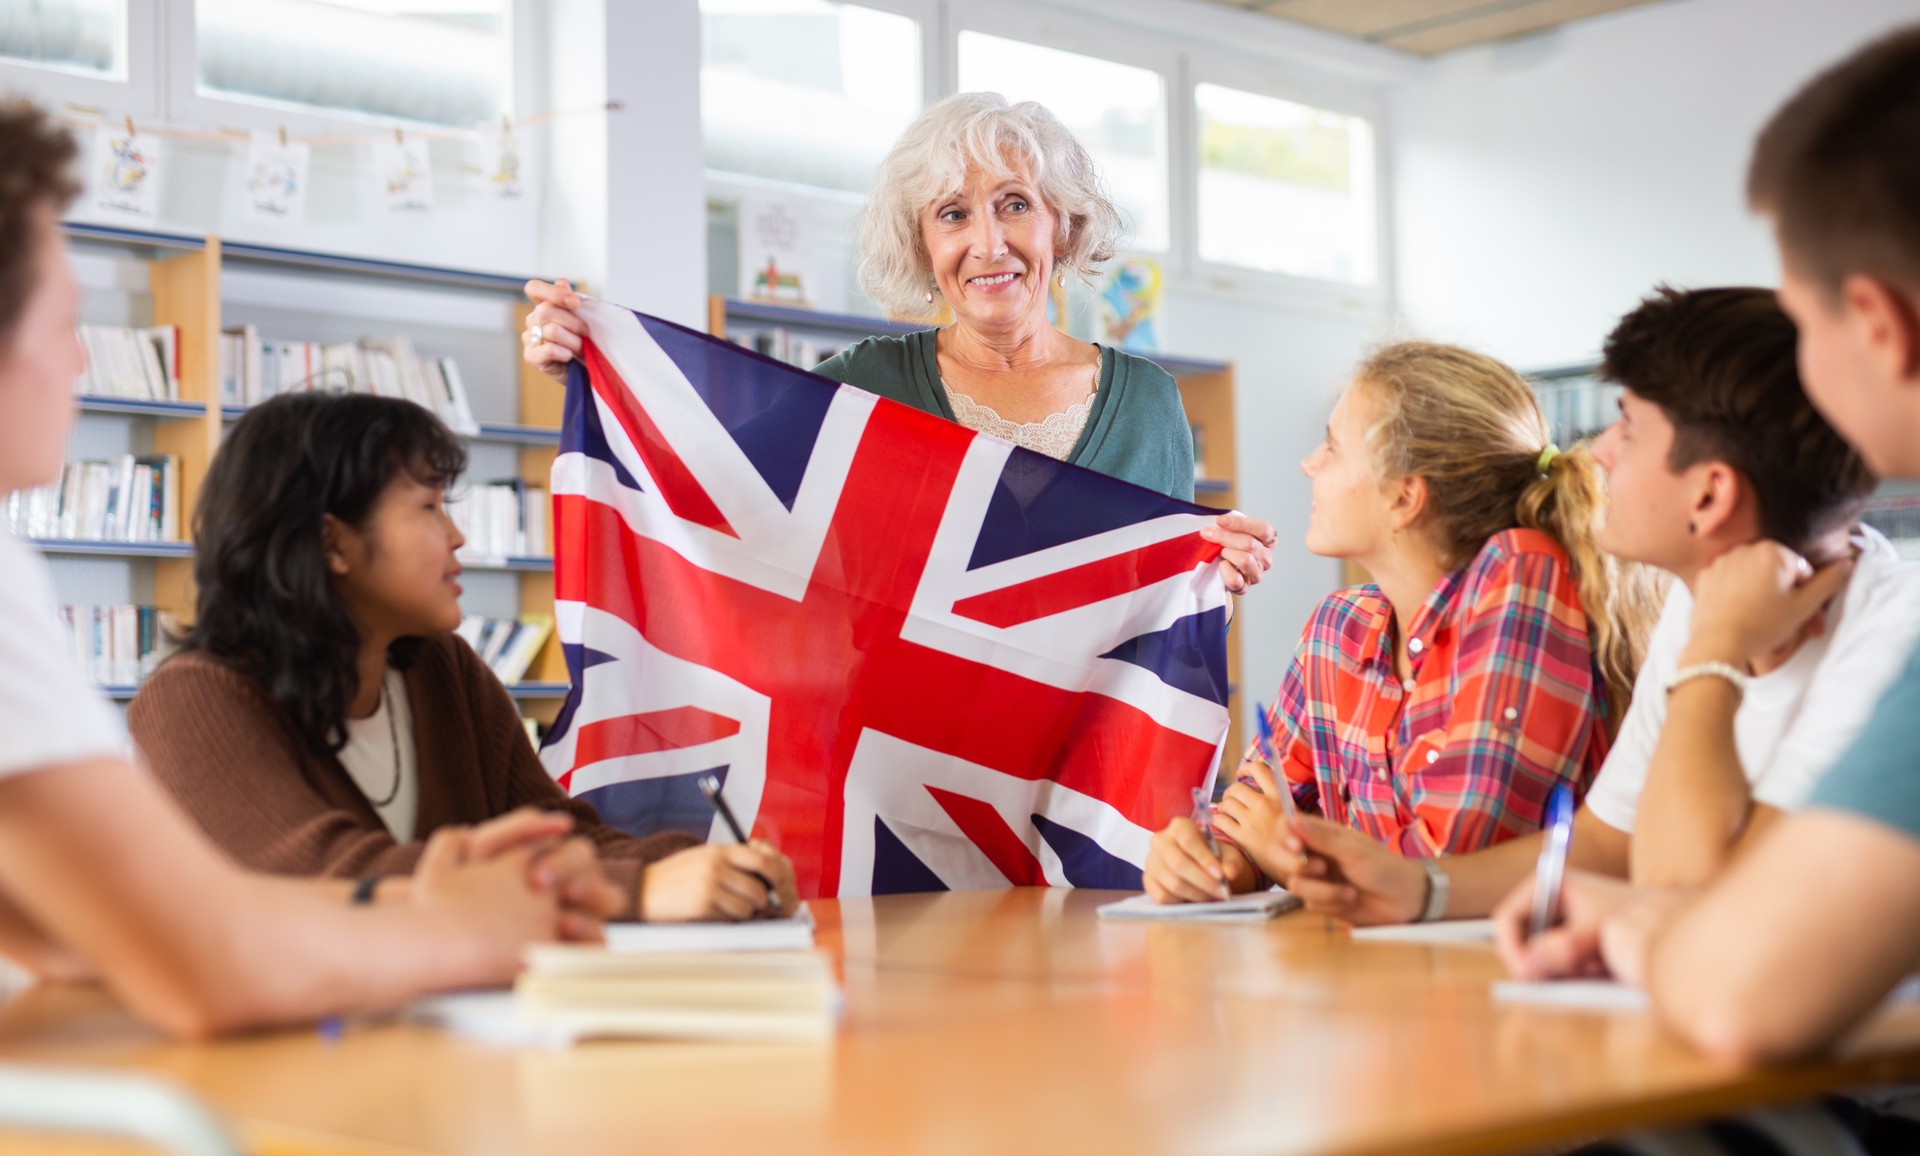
[1586,526,1920,832]
[0,529,127,777]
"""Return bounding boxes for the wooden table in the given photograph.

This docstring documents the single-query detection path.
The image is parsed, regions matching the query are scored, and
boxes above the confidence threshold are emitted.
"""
[3,888,1920,1156]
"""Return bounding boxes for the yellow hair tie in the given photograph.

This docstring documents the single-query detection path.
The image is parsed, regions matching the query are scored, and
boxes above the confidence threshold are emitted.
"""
[1536,443,1561,473]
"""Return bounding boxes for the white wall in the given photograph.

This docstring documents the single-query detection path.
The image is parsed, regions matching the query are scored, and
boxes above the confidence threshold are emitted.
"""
[1389,0,1920,370]
[1160,289,1381,714]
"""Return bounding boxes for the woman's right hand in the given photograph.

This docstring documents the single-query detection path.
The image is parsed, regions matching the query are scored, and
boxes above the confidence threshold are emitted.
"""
[1144,817,1230,903]
[522,278,588,382]
[640,842,797,922]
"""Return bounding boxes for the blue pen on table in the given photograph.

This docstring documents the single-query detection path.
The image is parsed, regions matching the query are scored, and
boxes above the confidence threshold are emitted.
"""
[1526,784,1577,941]
[699,774,781,912]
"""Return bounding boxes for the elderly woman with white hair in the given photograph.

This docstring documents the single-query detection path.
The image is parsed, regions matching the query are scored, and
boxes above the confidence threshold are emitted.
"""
[523,92,1275,590]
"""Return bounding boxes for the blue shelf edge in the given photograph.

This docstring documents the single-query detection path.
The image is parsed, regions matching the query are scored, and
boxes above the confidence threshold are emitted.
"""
[34,539,193,559]
[62,222,206,252]
[721,298,1231,376]
[723,298,924,339]
[61,221,539,295]
[222,406,560,447]
[473,423,562,446]
[458,555,554,573]
[76,396,205,419]
[507,682,570,699]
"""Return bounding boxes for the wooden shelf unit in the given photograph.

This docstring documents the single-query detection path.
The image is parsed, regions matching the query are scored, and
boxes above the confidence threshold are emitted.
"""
[708,295,1246,781]
[56,224,572,717]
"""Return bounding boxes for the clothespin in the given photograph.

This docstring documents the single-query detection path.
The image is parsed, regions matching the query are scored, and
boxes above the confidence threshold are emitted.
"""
[124,114,135,137]
[277,125,288,148]
[501,114,512,134]
[393,126,404,147]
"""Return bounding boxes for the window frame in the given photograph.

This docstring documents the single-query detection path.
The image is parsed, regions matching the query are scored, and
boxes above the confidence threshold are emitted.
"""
[0,0,161,120]
[698,0,941,201]
[161,0,534,136]
[1181,45,1390,312]
[947,0,1180,256]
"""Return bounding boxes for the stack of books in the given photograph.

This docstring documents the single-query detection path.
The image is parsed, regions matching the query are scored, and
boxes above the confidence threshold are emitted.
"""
[449,479,548,559]
[219,326,479,434]
[74,324,180,401]
[57,603,176,686]
[454,614,553,684]
[412,911,838,1046]
[6,454,181,542]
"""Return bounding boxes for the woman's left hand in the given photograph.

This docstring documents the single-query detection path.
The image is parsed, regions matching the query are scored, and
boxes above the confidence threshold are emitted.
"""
[1203,512,1277,593]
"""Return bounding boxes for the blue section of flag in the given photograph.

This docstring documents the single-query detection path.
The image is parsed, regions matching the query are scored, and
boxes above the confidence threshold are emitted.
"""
[1100,605,1230,705]
[577,767,724,842]
[561,359,642,493]
[545,645,619,747]
[1032,815,1145,890]
[871,817,950,895]
[634,313,834,512]
[967,453,1203,571]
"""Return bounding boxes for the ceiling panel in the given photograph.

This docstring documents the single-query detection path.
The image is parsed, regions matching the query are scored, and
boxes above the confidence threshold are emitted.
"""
[1194,0,1672,55]
[1253,0,1501,38]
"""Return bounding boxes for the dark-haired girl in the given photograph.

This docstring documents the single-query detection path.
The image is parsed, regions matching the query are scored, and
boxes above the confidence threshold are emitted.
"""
[130,392,795,922]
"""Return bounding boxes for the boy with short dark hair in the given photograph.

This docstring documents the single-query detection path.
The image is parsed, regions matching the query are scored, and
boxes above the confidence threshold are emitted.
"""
[1494,25,1920,1066]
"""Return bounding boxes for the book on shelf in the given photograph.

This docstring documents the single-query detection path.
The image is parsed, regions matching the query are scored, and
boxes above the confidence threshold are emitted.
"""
[5,454,180,543]
[73,323,179,401]
[56,603,177,686]
[454,614,553,685]
[219,326,480,434]
[726,327,841,372]
[449,478,548,559]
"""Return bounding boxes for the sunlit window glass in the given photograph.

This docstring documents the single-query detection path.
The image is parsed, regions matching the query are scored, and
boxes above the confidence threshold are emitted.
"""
[956,31,1168,253]
[0,0,124,79]
[702,0,922,195]
[1195,82,1376,285]
[196,0,510,126]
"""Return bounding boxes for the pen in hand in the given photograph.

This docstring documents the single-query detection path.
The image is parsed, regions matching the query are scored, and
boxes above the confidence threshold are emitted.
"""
[1253,705,1315,884]
[698,774,782,916]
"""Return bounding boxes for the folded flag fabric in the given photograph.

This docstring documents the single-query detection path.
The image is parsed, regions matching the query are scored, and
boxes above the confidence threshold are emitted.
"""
[539,300,1231,898]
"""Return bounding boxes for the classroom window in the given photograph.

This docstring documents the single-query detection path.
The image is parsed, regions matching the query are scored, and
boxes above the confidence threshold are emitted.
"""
[956,30,1169,253]
[194,0,511,126]
[0,0,124,79]
[1194,82,1377,286]
[701,0,923,196]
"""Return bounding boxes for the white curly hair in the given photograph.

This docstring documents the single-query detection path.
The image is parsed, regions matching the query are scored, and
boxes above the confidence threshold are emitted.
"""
[857,92,1126,317]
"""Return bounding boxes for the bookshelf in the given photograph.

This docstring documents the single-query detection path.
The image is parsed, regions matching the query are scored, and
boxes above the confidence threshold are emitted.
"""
[707,295,1247,780]
[55,224,572,723]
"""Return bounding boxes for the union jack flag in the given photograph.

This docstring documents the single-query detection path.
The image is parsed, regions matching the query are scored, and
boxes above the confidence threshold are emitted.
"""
[538,301,1232,899]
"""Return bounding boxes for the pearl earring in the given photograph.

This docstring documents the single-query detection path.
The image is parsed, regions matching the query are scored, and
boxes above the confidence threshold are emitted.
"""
[1057,269,1067,288]
[925,289,934,305]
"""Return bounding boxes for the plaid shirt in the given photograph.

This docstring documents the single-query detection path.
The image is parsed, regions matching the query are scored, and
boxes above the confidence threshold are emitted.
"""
[1252,528,1610,857]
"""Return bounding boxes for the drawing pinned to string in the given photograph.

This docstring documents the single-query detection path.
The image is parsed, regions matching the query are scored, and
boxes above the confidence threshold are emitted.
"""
[91,119,163,224]
[243,130,310,226]
[373,130,434,215]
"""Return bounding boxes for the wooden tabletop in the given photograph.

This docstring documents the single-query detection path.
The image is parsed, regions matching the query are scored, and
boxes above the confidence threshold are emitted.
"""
[3,888,1920,1156]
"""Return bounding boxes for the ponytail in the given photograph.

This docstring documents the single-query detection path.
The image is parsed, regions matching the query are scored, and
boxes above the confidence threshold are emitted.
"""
[1517,447,1663,720]
[1356,342,1660,722]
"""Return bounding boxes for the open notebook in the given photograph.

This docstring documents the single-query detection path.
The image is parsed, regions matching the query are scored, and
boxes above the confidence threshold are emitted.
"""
[1096,891,1301,922]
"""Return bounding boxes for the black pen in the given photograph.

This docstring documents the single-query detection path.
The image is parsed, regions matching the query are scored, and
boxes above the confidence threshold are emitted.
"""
[699,774,782,913]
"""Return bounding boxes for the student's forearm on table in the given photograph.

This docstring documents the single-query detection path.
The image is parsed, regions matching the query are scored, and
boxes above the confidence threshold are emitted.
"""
[1642,812,1920,1064]
[1630,679,1749,889]
[1434,810,1629,918]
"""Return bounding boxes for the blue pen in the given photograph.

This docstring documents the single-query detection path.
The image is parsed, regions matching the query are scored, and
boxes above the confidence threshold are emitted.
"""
[1252,705,1298,823]
[1527,785,1577,940]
